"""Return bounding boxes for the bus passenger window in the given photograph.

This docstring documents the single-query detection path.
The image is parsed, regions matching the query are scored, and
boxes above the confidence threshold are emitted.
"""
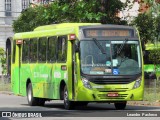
[39,37,47,62]
[48,37,57,62]
[30,38,38,62]
[22,40,29,63]
[57,36,67,62]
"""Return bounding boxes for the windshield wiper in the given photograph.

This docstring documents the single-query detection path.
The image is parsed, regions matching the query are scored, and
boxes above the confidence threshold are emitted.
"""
[117,38,128,54]
[93,38,106,54]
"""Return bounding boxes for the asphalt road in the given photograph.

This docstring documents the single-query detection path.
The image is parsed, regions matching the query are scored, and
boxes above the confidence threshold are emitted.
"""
[0,93,160,120]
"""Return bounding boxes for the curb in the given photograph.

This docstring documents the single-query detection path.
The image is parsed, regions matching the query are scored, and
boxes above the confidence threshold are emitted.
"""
[127,101,160,107]
[0,91,13,95]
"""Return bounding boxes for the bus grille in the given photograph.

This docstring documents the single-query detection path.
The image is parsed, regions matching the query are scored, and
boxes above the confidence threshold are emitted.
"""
[96,88,129,92]
[90,78,133,84]
[98,94,128,100]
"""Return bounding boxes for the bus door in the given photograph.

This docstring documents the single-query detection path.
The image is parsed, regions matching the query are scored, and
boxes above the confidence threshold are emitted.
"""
[69,34,77,99]
[17,40,23,94]
[72,40,76,99]
[56,35,76,99]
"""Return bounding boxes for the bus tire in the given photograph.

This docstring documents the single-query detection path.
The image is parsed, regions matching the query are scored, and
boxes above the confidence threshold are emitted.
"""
[63,86,74,110]
[75,102,88,106]
[27,83,39,106]
[114,102,127,110]
[38,98,45,106]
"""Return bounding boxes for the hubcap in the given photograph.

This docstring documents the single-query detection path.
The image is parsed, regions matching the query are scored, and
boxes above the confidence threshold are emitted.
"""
[64,89,68,106]
[28,87,32,102]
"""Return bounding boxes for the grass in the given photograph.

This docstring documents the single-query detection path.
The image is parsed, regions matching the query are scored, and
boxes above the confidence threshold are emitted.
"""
[0,78,11,91]
[143,88,160,102]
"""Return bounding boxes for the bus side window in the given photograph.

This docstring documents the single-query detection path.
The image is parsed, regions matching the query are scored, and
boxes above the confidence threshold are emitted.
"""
[39,37,47,62]
[30,38,38,62]
[12,40,16,63]
[57,36,67,62]
[22,39,29,63]
[48,37,57,62]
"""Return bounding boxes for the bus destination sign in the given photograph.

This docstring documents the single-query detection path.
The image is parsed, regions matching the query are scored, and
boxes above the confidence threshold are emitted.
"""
[84,29,133,38]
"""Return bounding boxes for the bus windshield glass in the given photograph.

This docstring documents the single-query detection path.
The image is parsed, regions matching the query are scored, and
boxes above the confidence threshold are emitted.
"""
[80,40,141,75]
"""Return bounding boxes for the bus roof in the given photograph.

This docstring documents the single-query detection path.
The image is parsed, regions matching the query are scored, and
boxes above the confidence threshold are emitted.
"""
[13,23,136,40]
[34,23,101,31]
[13,23,101,40]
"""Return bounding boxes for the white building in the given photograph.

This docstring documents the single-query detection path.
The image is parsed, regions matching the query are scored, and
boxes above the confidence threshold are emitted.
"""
[120,0,140,23]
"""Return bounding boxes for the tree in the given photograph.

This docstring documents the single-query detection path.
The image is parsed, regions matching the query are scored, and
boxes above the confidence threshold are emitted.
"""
[13,0,129,33]
[149,48,160,65]
[0,48,6,75]
[131,0,160,49]
[131,13,155,44]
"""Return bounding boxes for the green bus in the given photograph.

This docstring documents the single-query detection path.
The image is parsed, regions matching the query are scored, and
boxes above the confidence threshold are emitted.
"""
[144,43,160,79]
[11,23,144,110]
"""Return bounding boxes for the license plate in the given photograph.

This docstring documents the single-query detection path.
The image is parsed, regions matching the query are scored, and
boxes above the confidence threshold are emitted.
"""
[107,93,119,97]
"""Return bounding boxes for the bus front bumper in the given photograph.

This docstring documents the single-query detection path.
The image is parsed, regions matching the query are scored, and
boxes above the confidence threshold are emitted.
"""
[76,86,144,102]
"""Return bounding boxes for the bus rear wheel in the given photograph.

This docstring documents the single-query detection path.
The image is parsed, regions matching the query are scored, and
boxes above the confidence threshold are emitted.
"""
[27,83,45,106]
[114,102,127,110]
[64,86,74,110]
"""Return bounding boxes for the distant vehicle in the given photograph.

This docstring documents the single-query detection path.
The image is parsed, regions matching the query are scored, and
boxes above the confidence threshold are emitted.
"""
[11,23,144,110]
[144,43,160,79]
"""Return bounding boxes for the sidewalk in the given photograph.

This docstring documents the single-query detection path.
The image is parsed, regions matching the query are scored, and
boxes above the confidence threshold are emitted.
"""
[127,101,160,107]
[0,91,13,95]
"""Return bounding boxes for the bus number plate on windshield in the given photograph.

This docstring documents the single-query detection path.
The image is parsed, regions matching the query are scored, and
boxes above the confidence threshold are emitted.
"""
[107,93,119,97]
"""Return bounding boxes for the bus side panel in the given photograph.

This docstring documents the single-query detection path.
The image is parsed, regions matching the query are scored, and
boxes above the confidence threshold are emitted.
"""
[11,66,20,94]
[20,64,31,96]
[34,63,54,99]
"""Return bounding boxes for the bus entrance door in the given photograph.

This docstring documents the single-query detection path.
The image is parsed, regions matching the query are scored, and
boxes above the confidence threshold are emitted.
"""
[17,40,22,94]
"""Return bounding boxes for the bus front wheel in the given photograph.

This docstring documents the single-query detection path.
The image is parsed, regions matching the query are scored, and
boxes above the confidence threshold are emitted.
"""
[114,102,127,110]
[63,86,74,110]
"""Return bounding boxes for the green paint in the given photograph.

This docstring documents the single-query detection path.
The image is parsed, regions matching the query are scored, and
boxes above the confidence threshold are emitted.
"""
[11,23,144,103]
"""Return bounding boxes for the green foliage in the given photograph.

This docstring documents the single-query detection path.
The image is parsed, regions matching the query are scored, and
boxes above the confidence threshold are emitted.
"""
[148,48,160,65]
[0,48,6,75]
[13,0,128,33]
[131,0,160,44]
[131,13,155,44]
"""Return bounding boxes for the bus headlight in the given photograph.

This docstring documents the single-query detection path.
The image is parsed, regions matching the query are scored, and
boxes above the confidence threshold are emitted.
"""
[133,77,142,89]
[81,77,92,89]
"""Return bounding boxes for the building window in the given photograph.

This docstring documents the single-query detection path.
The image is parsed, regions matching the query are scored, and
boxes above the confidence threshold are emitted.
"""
[5,0,11,16]
[22,0,30,10]
[32,0,51,5]
[41,0,50,4]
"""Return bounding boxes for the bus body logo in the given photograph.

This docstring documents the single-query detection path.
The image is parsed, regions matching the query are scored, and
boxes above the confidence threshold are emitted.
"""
[54,72,61,78]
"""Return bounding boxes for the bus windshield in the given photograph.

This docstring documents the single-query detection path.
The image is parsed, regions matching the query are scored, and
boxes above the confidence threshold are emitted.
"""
[80,39,141,75]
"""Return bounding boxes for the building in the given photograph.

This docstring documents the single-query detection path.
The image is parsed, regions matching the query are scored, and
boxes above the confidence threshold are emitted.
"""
[0,0,52,75]
[119,0,160,23]
[119,0,140,23]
